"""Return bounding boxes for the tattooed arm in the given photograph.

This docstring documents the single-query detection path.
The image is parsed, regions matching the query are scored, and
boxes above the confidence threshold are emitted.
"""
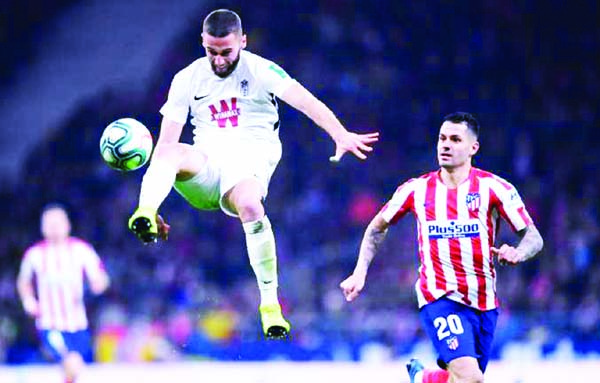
[491,224,544,265]
[340,213,390,301]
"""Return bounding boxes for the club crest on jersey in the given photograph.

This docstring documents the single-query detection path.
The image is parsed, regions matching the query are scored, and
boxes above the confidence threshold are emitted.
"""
[209,98,240,128]
[240,79,249,96]
[446,336,459,350]
[465,192,481,211]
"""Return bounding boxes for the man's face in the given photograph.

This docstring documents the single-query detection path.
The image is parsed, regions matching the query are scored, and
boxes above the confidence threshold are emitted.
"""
[202,32,246,78]
[437,121,479,169]
[41,208,71,242]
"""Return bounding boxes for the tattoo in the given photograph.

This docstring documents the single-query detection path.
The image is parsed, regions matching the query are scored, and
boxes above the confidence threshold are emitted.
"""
[516,224,544,262]
[355,221,388,273]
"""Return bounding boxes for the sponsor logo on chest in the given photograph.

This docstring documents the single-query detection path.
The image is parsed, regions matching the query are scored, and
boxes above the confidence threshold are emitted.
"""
[426,219,481,239]
[209,98,241,128]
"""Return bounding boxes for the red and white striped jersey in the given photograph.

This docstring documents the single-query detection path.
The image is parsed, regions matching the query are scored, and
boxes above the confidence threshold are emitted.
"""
[380,167,533,311]
[19,237,105,331]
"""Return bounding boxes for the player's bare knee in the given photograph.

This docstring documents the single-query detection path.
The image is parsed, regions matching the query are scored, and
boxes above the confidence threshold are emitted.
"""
[151,143,206,179]
[227,190,264,221]
[448,357,483,383]
[226,180,265,221]
[63,351,85,378]
[235,199,264,222]
[152,143,190,165]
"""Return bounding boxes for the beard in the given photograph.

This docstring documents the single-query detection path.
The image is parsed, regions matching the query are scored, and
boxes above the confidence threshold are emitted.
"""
[211,53,241,78]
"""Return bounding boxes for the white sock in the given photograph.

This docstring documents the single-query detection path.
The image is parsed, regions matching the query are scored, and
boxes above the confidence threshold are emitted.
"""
[138,160,177,210]
[242,216,279,306]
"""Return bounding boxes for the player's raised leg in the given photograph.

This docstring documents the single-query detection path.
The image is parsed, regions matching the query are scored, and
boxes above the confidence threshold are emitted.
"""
[225,179,290,339]
[129,141,207,243]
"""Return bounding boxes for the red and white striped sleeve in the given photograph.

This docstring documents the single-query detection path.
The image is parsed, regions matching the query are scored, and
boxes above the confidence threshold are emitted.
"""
[75,240,105,282]
[380,179,417,224]
[18,245,38,282]
[489,176,533,232]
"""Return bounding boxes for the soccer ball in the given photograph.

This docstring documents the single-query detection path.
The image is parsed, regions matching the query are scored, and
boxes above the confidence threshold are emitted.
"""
[99,118,153,171]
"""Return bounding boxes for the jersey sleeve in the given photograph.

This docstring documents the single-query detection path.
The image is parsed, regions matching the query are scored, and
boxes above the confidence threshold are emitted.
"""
[79,242,105,282]
[491,178,533,232]
[254,57,297,97]
[18,247,37,281]
[159,69,191,125]
[380,180,416,224]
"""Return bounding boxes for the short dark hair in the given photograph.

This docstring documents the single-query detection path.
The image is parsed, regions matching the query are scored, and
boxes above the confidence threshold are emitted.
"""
[203,9,242,37]
[443,112,479,138]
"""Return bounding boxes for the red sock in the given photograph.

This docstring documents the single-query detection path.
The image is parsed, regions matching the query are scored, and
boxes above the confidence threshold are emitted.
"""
[423,369,449,383]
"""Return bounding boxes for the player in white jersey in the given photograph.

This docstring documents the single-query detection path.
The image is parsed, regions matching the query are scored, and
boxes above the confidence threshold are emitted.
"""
[17,204,110,383]
[340,113,543,383]
[127,9,379,339]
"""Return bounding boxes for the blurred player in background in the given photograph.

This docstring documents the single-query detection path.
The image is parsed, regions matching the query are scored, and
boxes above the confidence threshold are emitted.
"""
[128,9,378,339]
[340,112,543,383]
[17,204,110,383]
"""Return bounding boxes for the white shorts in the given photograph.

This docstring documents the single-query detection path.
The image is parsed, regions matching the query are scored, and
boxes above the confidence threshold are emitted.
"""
[173,136,281,217]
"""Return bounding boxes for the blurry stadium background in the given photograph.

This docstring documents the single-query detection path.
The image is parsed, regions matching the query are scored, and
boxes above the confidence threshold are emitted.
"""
[0,0,598,381]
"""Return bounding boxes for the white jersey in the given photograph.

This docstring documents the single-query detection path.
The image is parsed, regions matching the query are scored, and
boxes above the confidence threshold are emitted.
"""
[160,50,297,149]
[19,237,105,331]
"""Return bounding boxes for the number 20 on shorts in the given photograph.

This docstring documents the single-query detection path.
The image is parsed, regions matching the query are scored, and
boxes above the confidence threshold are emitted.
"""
[434,314,465,340]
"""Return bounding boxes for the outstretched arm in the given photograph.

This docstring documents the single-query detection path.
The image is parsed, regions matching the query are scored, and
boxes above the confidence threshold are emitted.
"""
[491,224,544,265]
[340,213,390,301]
[279,82,379,162]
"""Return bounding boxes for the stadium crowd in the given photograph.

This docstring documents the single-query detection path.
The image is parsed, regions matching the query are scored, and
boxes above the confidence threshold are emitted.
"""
[0,0,598,363]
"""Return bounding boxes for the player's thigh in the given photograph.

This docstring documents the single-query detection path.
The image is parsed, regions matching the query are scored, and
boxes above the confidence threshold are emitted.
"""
[153,142,208,179]
[63,330,93,363]
[219,142,281,217]
[38,330,91,362]
[419,298,477,368]
[174,154,222,212]
[177,144,209,180]
[447,356,484,383]
[39,330,64,361]
[474,309,498,373]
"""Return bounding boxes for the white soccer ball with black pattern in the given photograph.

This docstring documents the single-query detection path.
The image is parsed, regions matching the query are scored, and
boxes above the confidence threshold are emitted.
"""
[99,118,153,171]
